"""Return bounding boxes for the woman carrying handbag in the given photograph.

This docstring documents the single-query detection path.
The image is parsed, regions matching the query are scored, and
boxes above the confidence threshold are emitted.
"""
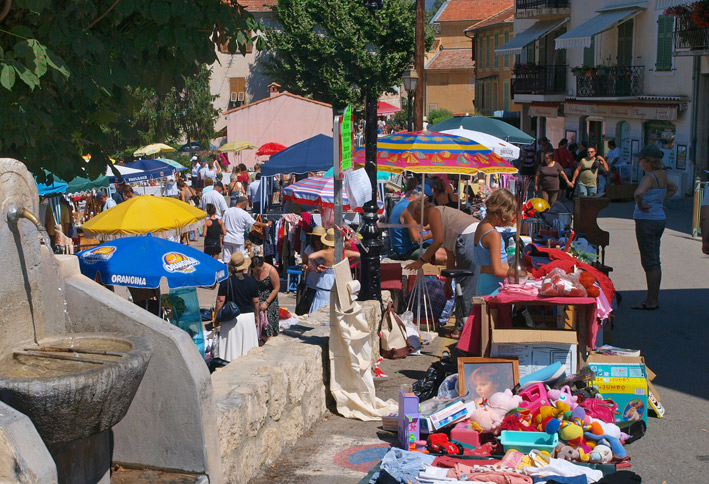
[214,252,260,361]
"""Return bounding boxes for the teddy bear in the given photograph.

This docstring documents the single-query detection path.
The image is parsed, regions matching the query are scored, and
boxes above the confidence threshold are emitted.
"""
[470,405,503,434]
[487,389,523,417]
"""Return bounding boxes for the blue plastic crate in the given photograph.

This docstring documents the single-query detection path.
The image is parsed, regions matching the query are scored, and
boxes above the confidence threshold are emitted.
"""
[500,431,558,454]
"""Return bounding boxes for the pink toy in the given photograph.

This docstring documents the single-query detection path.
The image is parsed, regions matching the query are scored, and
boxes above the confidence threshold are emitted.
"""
[471,406,503,434]
[518,383,550,414]
[487,389,524,417]
[548,385,578,410]
[451,421,481,447]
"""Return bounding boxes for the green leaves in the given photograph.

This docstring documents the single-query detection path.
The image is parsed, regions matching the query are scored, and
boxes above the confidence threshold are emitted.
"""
[1,65,16,90]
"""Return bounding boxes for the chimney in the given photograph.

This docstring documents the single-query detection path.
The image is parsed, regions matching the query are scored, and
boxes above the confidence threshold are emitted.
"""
[268,82,281,97]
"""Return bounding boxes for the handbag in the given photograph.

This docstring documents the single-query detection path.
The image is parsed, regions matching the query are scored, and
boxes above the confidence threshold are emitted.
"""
[215,277,241,323]
[380,301,414,359]
[295,280,316,316]
[250,214,265,240]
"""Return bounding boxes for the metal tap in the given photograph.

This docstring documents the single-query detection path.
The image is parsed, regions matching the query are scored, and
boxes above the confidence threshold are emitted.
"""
[7,204,43,230]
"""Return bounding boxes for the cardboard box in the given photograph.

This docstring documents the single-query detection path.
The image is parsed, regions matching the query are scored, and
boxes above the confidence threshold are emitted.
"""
[490,329,579,378]
[587,354,648,427]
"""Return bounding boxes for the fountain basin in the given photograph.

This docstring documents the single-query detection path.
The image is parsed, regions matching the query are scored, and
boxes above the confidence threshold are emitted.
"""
[0,333,151,444]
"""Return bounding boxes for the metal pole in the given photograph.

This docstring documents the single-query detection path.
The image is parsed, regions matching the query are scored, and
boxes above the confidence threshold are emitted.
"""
[414,0,425,131]
[358,88,384,301]
[407,91,414,132]
[334,115,343,264]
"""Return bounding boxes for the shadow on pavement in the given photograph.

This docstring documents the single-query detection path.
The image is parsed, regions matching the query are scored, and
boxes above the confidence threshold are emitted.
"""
[609,288,709,400]
[600,198,696,236]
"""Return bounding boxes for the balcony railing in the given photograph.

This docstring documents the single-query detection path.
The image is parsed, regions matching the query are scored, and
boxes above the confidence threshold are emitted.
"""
[516,0,569,9]
[673,14,709,52]
[574,66,643,97]
[515,0,570,18]
[512,65,567,95]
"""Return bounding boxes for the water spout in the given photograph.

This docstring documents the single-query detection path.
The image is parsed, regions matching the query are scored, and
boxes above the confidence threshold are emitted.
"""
[7,203,43,230]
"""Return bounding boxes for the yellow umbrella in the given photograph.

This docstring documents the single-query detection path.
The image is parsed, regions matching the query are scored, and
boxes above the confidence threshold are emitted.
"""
[218,141,256,153]
[133,143,176,157]
[81,195,206,239]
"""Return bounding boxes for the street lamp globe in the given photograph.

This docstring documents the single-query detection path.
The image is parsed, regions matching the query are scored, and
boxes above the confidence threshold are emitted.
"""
[402,68,418,92]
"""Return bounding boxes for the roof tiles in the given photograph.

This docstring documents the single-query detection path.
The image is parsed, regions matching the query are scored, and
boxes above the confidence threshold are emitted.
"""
[465,6,515,32]
[436,0,513,23]
[426,49,475,70]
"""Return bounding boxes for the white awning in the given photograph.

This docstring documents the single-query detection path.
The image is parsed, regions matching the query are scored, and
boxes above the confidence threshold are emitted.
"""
[656,0,691,10]
[555,7,644,49]
[495,18,568,56]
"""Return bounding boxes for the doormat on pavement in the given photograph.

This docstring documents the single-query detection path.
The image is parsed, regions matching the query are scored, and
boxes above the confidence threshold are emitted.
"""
[333,444,391,473]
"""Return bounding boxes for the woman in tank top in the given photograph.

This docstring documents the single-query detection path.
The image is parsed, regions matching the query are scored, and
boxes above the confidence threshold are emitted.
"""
[473,189,516,296]
[405,197,479,338]
[631,146,677,310]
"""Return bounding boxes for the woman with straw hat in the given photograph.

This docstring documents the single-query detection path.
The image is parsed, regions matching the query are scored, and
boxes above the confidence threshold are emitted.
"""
[214,252,260,361]
[305,228,360,313]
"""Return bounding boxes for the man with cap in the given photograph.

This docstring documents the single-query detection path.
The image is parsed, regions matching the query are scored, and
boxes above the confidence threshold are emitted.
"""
[191,156,202,190]
[96,190,116,212]
[200,179,228,218]
[222,196,271,263]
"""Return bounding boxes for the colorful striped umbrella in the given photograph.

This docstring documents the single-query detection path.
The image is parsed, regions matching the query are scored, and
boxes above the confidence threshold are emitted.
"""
[282,176,383,212]
[353,131,517,175]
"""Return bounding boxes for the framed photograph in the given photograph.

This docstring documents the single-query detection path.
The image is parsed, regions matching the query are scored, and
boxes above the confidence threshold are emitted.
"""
[564,130,577,145]
[458,357,519,405]
[676,144,687,170]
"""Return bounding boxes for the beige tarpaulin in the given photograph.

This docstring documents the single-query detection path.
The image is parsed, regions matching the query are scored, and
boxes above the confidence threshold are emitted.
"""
[328,260,397,421]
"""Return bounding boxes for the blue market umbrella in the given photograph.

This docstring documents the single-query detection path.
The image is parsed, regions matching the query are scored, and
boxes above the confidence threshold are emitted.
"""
[124,159,184,179]
[36,175,68,196]
[77,234,228,289]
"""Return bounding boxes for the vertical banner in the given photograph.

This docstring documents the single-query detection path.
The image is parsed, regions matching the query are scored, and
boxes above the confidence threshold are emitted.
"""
[333,115,343,263]
[341,105,353,173]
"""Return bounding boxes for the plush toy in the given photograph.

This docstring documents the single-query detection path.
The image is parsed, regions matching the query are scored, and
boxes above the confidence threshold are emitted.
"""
[470,406,503,434]
[556,445,579,461]
[487,390,524,417]
[500,413,536,432]
[583,432,627,460]
[588,444,613,463]
[548,386,579,411]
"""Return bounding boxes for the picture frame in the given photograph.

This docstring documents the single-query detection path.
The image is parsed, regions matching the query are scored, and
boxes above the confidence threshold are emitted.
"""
[676,144,687,171]
[564,130,577,145]
[457,357,519,405]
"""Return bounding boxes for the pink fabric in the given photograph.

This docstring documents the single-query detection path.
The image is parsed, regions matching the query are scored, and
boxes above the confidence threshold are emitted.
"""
[456,304,482,355]
[447,464,533,483]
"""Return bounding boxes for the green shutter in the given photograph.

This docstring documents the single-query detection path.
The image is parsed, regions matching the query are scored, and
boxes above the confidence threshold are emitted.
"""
[583,36,595,67]
[485,37,490,68]
[504,32,510,67]
[504,81,510,111]
[494,34,499,68]
[656,15,673,71]
[617,20,633,66]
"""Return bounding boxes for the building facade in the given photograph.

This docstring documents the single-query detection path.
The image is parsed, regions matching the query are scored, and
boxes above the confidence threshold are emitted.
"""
[498,0,708,194]
[464,6,520,116]
[427,1,514,116]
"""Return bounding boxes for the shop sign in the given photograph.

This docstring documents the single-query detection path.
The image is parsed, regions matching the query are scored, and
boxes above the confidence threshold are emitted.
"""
[565,102,678,120]
[529,103,560,118]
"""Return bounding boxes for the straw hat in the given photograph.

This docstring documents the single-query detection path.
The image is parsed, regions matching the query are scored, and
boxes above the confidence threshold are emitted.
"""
[308,226,327,237]
[229,252,251,272]
[321,228,336,247]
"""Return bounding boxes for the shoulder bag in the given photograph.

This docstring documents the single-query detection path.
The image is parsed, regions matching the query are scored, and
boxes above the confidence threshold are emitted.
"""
[250,214,265,240]
[295,280,317,316]
[215,277,241,323]
[380,301,413,359]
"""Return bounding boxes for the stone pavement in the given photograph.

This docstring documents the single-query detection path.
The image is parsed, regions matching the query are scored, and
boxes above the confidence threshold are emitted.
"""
[245,197,709,484]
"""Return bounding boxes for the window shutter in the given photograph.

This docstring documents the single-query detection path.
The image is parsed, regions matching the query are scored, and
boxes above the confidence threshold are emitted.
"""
[504,82,510,111]
[494,34,499,69]
[504,32,510,67]
[656,15,673,71]
[583,36,595,66]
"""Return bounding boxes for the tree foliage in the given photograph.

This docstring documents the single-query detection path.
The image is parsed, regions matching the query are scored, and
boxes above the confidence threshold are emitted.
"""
[0,0,263,181]
[105,65,219,158]
[264,0,433,113]
[427,108,453,125]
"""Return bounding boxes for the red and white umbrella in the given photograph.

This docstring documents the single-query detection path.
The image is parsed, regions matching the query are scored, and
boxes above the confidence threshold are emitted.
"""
[282,176,383,212]
[377,101,401,116]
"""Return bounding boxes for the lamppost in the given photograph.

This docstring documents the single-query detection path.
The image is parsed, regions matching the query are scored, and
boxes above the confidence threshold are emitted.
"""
[402,68,418,132]
[358,0,385,302]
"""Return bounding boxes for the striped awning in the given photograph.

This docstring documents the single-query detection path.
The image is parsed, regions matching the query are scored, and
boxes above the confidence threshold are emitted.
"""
[655,0,693,9]
[496,18,568,56]
[555,7,645,49]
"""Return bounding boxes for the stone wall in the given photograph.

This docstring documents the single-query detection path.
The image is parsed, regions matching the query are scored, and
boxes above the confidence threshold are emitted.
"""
[212,299,383,484]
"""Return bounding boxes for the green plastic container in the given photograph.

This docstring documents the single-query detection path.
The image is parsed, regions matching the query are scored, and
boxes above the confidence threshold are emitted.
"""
[500,431,559,454]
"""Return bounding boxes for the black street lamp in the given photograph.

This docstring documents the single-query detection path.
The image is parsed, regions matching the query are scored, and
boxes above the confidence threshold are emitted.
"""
[358,0,385,302]
[402,68,419,132]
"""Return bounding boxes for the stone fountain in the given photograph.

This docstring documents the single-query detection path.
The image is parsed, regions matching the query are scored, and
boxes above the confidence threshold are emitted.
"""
[0,159,223,483]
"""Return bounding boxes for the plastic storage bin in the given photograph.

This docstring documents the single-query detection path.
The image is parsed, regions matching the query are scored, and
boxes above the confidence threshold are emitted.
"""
[500,431,558,454]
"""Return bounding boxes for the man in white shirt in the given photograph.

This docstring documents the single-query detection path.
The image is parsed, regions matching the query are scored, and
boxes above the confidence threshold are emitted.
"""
[190,156,201,189]
[606,140,621,166]
[97,191,116,211]
[247,173,262,213]
[200,179,228,218]
[222,197,271,261]
[198,159,209,186]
